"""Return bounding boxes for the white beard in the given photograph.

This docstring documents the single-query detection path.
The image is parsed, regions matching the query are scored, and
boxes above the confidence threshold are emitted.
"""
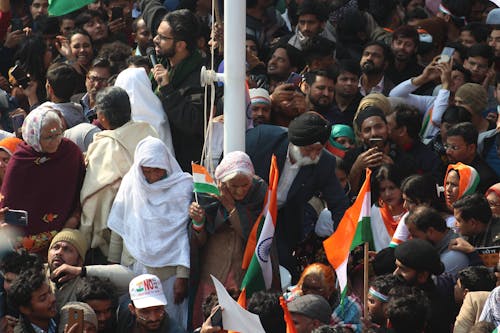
[289,144,321,166]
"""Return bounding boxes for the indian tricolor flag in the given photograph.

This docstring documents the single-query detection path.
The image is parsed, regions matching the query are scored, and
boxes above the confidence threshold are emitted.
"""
[323,168,374,299]
[239,155,279,300]
[192,163,220,196]
[493,326,499,333]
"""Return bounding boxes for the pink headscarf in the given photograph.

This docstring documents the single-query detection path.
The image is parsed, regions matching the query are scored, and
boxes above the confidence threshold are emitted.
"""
[214,151,255,182]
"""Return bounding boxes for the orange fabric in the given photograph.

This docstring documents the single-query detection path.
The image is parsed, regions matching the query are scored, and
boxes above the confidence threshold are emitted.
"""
[280,296,297,333]
[0,137,23,155]
[379,204,400,236]
[324,168,372,267]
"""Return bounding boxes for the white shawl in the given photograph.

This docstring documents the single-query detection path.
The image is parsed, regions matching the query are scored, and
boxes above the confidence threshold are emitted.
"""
[107,136,192,268]
[114,67,175,156]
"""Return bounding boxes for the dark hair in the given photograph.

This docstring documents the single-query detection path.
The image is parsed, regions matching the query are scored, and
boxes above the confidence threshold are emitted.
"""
[95,86,131,129]
[8,269,48,310]
[446,42,468,63]
[127,55,150,68]
[406,7,428,22]
[0,252,43,275]
[303,36,335,66]
[446,122,478,146]
[453,193,492,225]
[370,274,404,295]
[271,43,305,73]
[372,246,396,275]
[75,276,118,305]
[163,9,201,53]
[441,0,472,28]
[75,9,108,29]
[304,69,335,86]
[401,174,438,207]
[386,287,431,333]
[372,164,406,206]
[369,0,398,27]
[451,62,471,82]
[467,44,494,66]
[457,266,497,291]
[496,72,500,87]
[247,291,286,333]
[441,105,472,124]
[406,206,447,232]
[97,41,134,73]
[297,0,329,22]
[392,25,419,49]
[13,33,48,82]
[363,40,393,63]
[90,56,112,73]
[46,62,78,101]
[393,104,422,141]
[336,8,367,44]
[67,28,93,47]
[460,22,489,44]
[333,59,361,82]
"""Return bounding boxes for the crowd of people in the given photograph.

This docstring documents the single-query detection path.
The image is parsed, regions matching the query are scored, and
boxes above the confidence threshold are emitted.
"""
[0,0,499,332]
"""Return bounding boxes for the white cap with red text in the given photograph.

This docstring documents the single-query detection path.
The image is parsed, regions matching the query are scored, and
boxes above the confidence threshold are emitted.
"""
[129,274,167,309]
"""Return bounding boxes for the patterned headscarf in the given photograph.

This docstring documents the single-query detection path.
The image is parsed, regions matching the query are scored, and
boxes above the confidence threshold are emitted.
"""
[214,151,255,182]
[444,163,480,206]
[21,105,61,153]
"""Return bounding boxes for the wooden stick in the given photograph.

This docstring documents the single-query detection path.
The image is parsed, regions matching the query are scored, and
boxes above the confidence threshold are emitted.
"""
[363,242,369,317]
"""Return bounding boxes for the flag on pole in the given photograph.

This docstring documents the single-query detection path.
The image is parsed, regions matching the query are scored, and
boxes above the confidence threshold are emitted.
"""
[279,296,297,333]
[239,155,279,299]
[48,0,94,16]
[323,168,374,300]
[192,163,220,196]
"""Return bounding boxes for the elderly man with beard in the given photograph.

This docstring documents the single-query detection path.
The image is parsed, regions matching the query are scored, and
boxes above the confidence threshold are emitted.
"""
[359,41,394,96]
[45,229,134,311]
[246,111,349,279]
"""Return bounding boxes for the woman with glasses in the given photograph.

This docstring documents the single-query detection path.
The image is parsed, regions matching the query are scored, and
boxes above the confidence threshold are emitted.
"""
[486,183,500,218]
[0,105,85,258]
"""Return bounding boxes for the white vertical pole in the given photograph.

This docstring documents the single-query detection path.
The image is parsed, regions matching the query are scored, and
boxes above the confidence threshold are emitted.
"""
[223,0,246,153]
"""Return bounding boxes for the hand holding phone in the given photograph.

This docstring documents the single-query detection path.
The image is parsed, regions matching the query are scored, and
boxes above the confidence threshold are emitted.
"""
[67,308,84,333]
[210,307,222,328]
[286,72,303,88]
[111,7,124,21]
[438,47,455,64]
[4,209,28,227]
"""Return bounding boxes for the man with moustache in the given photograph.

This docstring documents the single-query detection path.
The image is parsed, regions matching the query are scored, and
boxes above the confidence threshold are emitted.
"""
[246,111,349,278]
[8,269,58,333]
[303,69,336,123]
[330,60,362,126]
[45,229,134,311]
[358,41,394,97]
[141,3,207,171]
[117,274,185,333]
[344,106,415,194]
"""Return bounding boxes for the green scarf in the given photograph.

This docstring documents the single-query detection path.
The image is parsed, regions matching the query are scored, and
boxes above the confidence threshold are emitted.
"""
[152,50,204,94]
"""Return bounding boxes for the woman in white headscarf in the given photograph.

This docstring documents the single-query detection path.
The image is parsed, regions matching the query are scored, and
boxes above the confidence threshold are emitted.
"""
[114,67,175,155]
[107,136,192,327]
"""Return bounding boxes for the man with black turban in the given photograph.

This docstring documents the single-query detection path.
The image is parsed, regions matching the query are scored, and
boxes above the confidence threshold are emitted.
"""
[246,111,350,280]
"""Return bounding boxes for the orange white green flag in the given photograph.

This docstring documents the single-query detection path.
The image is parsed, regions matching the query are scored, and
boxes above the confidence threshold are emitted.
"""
[192,163,220,196]
[239,155,279,299]
[323,168,374,299]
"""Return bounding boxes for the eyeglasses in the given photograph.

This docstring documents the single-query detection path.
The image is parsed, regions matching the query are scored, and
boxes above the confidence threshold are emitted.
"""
[87,75,109,84]
[156,33,175,42]
[40,132,62,141]
[488,200,500,208]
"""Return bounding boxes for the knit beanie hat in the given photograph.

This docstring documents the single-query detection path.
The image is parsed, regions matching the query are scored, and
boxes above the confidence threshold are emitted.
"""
[59,302,97,333]
[455,83,488,116]
[49,228,88,260]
